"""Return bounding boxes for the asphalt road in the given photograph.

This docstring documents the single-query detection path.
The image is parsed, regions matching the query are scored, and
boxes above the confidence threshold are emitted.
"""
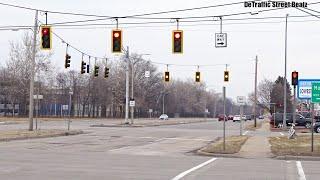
[0,119,319,180]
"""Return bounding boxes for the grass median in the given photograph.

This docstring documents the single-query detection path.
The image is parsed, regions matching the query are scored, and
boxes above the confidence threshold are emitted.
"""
[269,135,320,156]
[0,129,83,142]
[199,135,249,154]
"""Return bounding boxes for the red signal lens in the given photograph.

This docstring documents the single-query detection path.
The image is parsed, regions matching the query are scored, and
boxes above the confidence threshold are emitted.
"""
[114,32,119,38]
[174,32,181,39]
[293,72,297,78]
[42,28,49,35]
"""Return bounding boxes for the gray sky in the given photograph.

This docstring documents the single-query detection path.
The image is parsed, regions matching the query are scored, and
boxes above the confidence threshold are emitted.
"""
[0,0,320,100]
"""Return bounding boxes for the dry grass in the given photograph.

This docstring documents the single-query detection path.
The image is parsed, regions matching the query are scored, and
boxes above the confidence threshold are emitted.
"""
[245,120,264,131]
[269,135,320,156]
[201,135,249,154]
[0,129,83,142]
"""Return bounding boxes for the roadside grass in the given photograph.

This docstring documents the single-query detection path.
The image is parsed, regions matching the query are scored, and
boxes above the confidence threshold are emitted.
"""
[245,120,265,131]
[200,135,249,154]
[269,135,320,156]
[0,129,83,142]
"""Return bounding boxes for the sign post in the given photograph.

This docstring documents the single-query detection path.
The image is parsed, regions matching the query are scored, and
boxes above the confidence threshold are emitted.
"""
[237,96,246,136]
[311,82,320,152]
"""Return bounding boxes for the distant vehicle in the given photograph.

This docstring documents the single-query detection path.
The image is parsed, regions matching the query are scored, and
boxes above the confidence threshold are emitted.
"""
[159,114,169,120]
[314,122,320,133]
[258,115,264,119]
[245,115,252,120]
[218,114,227,121]
[270,113,313,128]
[228,115,234,120]
[233,115,246,122]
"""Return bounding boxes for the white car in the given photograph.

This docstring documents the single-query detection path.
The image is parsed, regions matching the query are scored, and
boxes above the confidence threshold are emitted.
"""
[233,115,245,122]
[159,114,169,120]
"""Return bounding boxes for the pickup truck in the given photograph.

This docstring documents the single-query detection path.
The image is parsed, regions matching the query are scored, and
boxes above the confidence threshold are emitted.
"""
[270,113,312,128]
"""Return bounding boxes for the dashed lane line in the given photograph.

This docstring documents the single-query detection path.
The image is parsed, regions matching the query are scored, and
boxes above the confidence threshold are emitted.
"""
[296,161,306,180]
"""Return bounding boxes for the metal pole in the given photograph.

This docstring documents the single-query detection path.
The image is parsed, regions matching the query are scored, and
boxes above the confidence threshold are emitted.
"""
[293,85,296,125]
[223,86,226,151]
[131,59,134,124]
[254,55,258,127]
[125,46,129,124]
[240,105,243,136]
[274,104,276,128]
[28,10,38,131]
[68,92,72,131]
[311,103,314,152]
[283,14,289,130]
[162,94,165,114]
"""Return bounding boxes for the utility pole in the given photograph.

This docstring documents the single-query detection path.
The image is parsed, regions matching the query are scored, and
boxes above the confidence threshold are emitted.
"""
[254,55,258,127]
[28,10,38,131]
[125,46,129,124]
[131,60,134,124]
[223,86,226,151]
[293,84,297,125]
[283,14,289,130]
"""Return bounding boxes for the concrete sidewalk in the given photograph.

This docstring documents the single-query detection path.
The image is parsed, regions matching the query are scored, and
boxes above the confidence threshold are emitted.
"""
[238,122,272,158]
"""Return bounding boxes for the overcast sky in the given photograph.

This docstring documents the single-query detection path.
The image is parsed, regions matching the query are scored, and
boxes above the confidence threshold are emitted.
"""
[0,0,319,100]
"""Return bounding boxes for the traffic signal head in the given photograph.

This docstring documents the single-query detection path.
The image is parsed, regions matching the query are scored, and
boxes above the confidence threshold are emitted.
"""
[292,71,298,86]
[81,61,86,74]
[172,30,183,53]
[164,71,170,82]
[65,54,71,69]
[104,67,109,78]
[224,71,229,82]
[94,66,99,77]
[112,29,122,53]
[195,71,200,82]
[40,26,51,50]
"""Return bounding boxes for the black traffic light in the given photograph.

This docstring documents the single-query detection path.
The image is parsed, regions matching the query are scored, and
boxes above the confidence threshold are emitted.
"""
[94,66,99,77]
[112,29,122,53]
[40,26,51,50]
[164,71,170,82]
[292,71,298,86]
[224,71,229,82]
[86,64,90,73]
[104,67,109,78]
[195,71,200,82]
[172,30,183,53]
[65,54,71,69]
[81,61,86,74]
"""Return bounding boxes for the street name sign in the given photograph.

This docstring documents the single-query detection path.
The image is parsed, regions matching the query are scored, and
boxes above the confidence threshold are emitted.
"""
[215,33,227,48]
[298,79,320,99]
[312,82,320,103]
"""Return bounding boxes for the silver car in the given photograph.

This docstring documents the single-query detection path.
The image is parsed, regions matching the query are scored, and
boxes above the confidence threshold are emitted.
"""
[159,114,169,120]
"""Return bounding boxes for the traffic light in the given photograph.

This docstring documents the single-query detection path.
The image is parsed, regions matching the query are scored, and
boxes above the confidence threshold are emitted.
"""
[94,66,99,77]
[164,71,170,82]
[292,71,298,86]
[104,67,109,78]
[40,26,51,50]
[81,61,86,74]
[112,29,122,53]
[86,64,90,73]
[65,54,71,69]
[224,71,229,82]
[195,71,200,82]
[172,30,183,53]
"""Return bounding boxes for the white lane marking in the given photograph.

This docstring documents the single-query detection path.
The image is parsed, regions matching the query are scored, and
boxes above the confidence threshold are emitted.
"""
[280,132,284,136]
[243,131,249,135]
[171,157,217,180]
[296,161,306,180]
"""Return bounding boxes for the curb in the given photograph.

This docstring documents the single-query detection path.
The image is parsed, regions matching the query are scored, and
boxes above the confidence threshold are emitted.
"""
[90,120,209,128]
[274,155,320,161]
[0,130,84,142]
[197,149,242,158]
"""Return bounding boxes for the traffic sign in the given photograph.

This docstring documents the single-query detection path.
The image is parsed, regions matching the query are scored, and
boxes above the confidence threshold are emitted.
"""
[298,79,320,99]
[129,100,135,107]
[62,105,69,110]
[237,96,246,105]
[145,71,150,78]
[215,33,227,48]
[312,83,320,103]
[33,95,43,100]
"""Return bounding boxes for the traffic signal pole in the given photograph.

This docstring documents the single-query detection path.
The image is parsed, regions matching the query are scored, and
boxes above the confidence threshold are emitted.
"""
[125,46,129,124]
[28,10,38,131]
[283,14,289,130]
[254,55,258,127]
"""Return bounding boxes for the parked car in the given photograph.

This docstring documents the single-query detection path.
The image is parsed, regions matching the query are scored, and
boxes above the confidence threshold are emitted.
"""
[270,113,312,128]
[245,115,252,120]
[228,115,234,120]
[159,114,169,120]
[233,115,246,122]
[218,114,227,121]
[314,122,320,133]
[258,115,264,119]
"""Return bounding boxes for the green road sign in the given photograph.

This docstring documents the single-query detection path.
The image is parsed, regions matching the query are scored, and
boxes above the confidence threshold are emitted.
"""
[311,82,320,103]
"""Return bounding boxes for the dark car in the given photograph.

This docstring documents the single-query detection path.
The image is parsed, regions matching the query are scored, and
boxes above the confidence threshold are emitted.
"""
[218,114,227,121]
[245,115,252,120]
[228,115,234,120]
[270,113,312,128]
[314,122,320,133]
